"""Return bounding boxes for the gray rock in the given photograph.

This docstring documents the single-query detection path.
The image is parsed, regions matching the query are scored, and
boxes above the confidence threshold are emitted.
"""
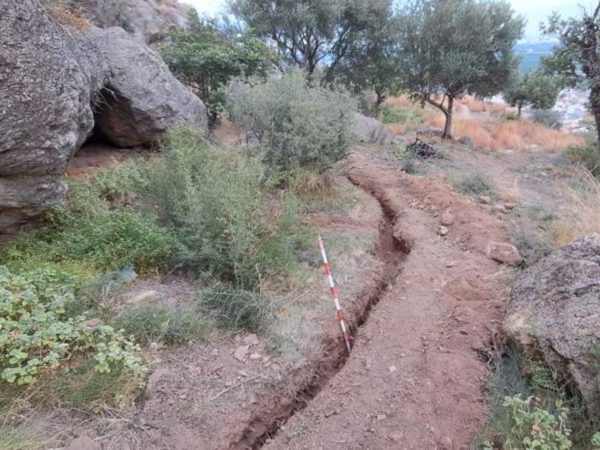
[353,113,394,145]
[504,235,600,418]
[0,0,207,230]
[92,27,207,147]
[69,0,192,44]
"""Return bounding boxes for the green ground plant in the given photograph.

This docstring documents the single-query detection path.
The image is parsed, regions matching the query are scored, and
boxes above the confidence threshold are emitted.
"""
[474,348,596,449]
[113,303,213,345]
[449,172,494,196]
[0,267,146,386]
[197,285,274,331]
[0,162,176,276]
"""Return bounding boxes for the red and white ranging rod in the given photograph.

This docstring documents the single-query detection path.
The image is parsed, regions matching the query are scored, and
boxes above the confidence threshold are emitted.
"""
[318,235,352,354]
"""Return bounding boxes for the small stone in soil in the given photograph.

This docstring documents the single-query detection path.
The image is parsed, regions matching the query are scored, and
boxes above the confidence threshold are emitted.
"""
[389,365,397,373]
[243,333,259,346]
[233,345,249,361]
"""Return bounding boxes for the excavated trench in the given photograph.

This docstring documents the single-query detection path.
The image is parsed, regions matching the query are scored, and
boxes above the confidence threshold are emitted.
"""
[228,170,410,449]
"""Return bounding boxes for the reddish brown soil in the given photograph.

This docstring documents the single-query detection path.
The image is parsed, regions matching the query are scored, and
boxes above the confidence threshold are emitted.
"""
[252,152,513,450]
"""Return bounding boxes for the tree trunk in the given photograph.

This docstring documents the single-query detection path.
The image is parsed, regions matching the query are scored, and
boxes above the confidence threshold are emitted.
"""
[591,85,600,143]
[517,104,522,119]
[442,96,454,139]
[374,90,387,118]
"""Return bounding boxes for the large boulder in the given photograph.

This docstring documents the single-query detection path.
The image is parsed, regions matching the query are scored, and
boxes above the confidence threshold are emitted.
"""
[0,0,207,231]
[92,27,207,147]
[352,113,396,146]
[504,235,600,418]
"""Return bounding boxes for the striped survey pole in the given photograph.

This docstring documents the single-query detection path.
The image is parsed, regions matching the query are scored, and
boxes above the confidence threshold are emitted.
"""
[318,235,352,354]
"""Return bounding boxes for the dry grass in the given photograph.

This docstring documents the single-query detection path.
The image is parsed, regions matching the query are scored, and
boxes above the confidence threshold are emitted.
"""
[426,115,583,151]
[552,169,600,245]
[458,96,509,115]
[49,8,91,30]
[385,95,413,108]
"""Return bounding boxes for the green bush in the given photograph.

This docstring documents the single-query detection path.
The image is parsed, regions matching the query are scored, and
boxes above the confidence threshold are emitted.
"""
[566,142,600,178]
[147,128,305,289]
[450,172,494,196]
[197,285,273,331]
[531,109,562,130]
[0,267,146,385]
[0,163,176,275]
[113,303,212,345]
[225,70,357,173]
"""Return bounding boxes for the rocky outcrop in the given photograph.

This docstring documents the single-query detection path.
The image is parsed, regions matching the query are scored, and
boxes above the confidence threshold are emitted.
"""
[0,0,207,230]
[61,0,192,44]
[504,235,600,418]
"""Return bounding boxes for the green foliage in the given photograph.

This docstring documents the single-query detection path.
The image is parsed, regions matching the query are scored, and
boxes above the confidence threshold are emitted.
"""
[499,395,572,449]
[566,142,600,178]
[541,8,600,141]
[450,173,494,196]
[197,285,274,331]
[0,164,176,275]
[160,10,274,123]
[504,71,561,117]
[0,211,176,276]
[381,104,425,126]
[531,109,563,130]
[591,432,600,448]
[0,267,146,385]
[113,303,212,345]
[229,0,393,82]
[396,0,524,137]
[225,70,357,173]
[147,127,305,289]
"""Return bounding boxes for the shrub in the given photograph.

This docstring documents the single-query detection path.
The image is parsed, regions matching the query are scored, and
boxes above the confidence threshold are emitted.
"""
[225,70,357,173]
[0,267,146,385]
[450,172,494,196]
[197,285,274,331]
[147,128,305,289]
[113,303,212,345]
[531,109,563,130]
[566,142,600,177]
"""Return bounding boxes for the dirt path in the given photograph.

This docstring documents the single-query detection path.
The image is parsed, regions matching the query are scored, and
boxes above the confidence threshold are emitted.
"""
[250,153,514,449]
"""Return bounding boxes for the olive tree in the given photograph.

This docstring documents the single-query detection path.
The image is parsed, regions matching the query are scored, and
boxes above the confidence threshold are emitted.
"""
[160,11,274,125]
[542,3,600,142]
[337,13,403,115]
[227,0,393,84]
[396,0,524,138]
[503,71,561,118]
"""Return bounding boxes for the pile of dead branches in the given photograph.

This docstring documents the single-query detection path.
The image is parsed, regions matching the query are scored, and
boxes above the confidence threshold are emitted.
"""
[406,137,442,159]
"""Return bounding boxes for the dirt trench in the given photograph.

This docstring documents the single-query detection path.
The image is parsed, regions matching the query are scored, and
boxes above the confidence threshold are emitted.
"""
[227,171,411,449]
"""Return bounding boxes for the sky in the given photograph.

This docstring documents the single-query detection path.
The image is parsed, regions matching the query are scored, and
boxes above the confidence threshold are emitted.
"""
[185,0,588,40]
